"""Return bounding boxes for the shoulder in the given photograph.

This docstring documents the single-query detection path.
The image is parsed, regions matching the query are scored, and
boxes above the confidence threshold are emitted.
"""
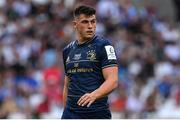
[63,41,76,54]
[94,35,112,47]
[95,36,111,46]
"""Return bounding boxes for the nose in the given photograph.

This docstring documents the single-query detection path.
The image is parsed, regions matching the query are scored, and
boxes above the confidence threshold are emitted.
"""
[88,22,93,28]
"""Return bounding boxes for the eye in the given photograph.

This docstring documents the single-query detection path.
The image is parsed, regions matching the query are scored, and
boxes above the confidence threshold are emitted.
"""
[81,20,89,24]
[91,20,96,24]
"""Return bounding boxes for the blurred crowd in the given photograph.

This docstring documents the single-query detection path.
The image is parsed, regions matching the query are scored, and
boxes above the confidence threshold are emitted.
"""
[0,0,179,119]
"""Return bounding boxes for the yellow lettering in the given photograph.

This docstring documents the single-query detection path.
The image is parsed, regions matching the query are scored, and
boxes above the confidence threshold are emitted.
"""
[67,68,94,73]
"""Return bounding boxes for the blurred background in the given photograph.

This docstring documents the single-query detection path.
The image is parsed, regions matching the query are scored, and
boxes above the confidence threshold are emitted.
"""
[0,0,179,119]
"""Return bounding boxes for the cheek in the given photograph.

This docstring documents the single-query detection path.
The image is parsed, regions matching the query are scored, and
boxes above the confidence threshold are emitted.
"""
[77,25,86,32]
[93,24,96,28]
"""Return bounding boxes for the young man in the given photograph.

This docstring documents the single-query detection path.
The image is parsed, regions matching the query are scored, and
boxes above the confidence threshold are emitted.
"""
[61,5,118,119]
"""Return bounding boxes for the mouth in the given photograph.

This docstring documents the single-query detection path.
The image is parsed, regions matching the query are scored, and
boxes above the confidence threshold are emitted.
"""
[86,31,93,35]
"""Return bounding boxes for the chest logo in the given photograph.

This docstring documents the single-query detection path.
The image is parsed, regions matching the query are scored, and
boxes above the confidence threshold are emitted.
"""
[87,50,96,61]
[73,54,81,60]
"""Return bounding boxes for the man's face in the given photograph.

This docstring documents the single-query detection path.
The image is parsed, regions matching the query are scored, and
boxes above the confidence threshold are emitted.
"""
[73,14,96,40]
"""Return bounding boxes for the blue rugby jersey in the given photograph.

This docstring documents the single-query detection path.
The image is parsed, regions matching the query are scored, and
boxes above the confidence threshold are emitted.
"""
[62,35,117,113]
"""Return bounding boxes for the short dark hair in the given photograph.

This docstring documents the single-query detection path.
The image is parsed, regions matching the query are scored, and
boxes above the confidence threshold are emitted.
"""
[74,5,96,18]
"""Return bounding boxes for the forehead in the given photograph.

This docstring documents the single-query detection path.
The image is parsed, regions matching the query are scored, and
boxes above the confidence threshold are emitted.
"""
[76,14,96,21]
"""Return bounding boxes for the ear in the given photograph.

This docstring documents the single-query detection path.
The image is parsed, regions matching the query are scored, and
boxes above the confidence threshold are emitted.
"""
[73,20,77,29]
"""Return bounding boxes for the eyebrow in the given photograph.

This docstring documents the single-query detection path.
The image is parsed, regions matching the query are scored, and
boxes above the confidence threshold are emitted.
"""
[80,18,96,22]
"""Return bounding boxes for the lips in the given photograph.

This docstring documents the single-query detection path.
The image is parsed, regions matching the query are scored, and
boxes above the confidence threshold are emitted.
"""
[86,31,93,34]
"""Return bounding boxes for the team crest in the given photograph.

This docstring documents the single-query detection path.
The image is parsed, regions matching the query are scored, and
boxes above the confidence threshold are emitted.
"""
[87,50,96,61]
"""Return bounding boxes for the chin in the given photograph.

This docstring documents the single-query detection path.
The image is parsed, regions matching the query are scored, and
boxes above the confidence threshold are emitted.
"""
[85,35,94,39]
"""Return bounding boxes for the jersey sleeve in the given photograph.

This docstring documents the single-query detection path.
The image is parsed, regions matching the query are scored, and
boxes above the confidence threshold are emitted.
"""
[99,40,118,69]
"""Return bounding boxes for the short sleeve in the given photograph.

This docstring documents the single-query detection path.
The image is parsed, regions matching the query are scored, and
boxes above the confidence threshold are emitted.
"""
[100,41,118,69]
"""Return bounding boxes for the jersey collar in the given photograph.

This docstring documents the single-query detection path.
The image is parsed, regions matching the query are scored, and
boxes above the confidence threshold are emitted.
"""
[75,35,97,47]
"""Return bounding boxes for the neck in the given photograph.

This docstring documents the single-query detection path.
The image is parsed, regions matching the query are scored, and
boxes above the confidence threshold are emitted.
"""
[77,36,92,44]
